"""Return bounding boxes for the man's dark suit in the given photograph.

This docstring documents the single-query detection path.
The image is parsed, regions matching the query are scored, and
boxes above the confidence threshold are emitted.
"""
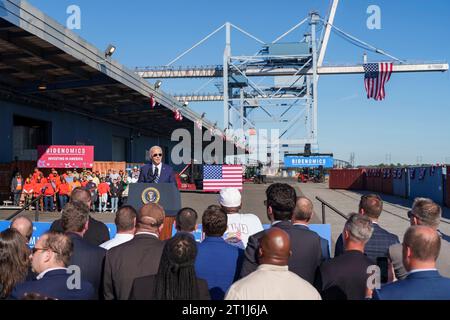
[11,269,95,300]
[67,233,106,299]
[129,275,211,300]
[103,233,165,300]
[138,163,176,183]
[239,220,322,284]
[316,250,374,300]
[50,216,110,246]
[373,270,450,300]
[335,223,399,262]
[293,224,330,262]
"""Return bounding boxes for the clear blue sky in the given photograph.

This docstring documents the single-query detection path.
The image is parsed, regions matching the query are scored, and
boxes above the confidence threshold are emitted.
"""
[28,0,450,165]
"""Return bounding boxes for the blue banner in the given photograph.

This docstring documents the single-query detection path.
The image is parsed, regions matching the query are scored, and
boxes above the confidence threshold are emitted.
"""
[284,156,334,168]
[0,220,117,248]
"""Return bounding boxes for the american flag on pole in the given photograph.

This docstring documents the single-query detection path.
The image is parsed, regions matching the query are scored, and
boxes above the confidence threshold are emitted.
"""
[364,62,393,101]
[203,164,243,191]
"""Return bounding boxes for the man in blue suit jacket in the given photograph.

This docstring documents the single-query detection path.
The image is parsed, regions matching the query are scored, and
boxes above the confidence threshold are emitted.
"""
[335,194,399,262]
[373,225,450,300]
[11,232,95,300]
[138,146,176,184]
[195,206,244,300]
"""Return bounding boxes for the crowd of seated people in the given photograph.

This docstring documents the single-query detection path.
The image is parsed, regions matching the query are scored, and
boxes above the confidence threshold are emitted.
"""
[1,182,450,300]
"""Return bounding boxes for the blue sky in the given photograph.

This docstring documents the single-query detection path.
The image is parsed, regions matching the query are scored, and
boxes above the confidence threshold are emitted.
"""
[27,0,450,165]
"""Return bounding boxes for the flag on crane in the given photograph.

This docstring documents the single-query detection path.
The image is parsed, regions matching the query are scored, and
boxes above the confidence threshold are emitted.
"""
[363,62,393,101]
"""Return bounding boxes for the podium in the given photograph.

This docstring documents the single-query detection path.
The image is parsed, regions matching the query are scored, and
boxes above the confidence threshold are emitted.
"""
[128,183,181,216]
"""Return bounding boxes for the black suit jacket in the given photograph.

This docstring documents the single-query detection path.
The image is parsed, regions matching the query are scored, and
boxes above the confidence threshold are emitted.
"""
[67,233,106,300]
[239,220,322,284]
[335,223,399,262]
[103,233,165,300]
[129,275,211,300]
[50,216,110,246]
[316,250,374,300]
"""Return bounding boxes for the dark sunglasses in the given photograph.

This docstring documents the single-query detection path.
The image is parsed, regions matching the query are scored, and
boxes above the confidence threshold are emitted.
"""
[407,210,417,219]
[152,153,162,157]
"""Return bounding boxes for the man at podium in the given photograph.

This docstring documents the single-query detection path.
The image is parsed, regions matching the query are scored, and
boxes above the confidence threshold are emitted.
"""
[138,145,176,184]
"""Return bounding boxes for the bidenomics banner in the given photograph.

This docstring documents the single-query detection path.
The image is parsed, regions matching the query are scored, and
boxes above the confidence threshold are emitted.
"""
[37,145,94,169]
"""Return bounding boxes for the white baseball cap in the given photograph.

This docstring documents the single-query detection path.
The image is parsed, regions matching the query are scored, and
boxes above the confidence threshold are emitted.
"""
[219,188,241,207]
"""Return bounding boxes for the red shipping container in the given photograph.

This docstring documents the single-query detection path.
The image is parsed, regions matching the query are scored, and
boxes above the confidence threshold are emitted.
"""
[382,176,393,195]
[329,169,365,190]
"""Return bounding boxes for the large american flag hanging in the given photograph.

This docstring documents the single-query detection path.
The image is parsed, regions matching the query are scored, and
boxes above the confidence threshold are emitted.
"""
[364,62,393,101]
[203,164,243,191]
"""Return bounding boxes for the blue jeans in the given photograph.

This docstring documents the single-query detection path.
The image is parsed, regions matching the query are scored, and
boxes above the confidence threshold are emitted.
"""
[111,197,118,212]
[59,195,68,210]
[13,192,21,206]
[44,196,54,212]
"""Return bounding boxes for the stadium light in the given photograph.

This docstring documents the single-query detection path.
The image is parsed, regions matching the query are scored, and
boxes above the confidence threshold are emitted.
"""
[154,80,162,89]
[104,44,116,57]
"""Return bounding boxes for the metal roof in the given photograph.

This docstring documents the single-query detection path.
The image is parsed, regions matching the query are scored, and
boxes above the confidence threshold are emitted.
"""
[0,0,222,138]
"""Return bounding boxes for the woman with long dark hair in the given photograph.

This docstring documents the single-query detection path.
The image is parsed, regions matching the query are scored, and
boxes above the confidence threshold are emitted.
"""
[129,233,210,300]
[0,228,30,299]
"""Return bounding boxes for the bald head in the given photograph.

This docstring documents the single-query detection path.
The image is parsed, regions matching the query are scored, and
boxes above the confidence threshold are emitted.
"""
[404,225,441,262]
[292,197,314,222]
[10,216,33,243]
[137,203,165,233]
[258,228,291,266]
[70,187,92,208]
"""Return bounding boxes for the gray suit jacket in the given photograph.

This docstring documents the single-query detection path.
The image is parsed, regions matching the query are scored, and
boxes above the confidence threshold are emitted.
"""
[389,235,450,280]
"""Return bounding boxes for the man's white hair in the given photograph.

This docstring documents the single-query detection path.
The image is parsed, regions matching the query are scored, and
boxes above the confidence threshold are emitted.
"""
[149,146,162,154]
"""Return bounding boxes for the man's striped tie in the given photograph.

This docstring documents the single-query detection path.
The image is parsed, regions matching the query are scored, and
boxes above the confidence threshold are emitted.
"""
[154,166,159,183]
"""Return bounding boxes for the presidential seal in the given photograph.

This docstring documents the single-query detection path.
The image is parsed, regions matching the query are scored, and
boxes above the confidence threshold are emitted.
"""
[141,187,161,204]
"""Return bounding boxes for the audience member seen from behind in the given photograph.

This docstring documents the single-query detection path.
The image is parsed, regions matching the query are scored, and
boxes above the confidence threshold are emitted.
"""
[240,183,322,285]
[389,198,450,280]
[61,201,106,299]
[129,232,210,300]
[292,196,330,261]
[316,213,375,300]
[334,194,399,262]
[373,226,450,300]
[103,203,166,300]
[175,207,198,234]
[11,232,95,300]
[225,228,321,300]
[100,205,136,250]
[50,187,110,246]
[219,188,263,249]
[10,215,33,244]
[0,229,30,299]
[195,206,244,300]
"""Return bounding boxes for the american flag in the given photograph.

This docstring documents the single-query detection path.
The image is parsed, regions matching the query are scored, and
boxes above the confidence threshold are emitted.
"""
[364,62,393,101]
[203,164,243,191]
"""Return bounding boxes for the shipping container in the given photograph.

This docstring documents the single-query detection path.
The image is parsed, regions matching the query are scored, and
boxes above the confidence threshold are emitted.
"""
[381,173,393,195]
[409,166,444,205]
[393,168,408,198]
[446,167,450,208]
[329,169,365,190]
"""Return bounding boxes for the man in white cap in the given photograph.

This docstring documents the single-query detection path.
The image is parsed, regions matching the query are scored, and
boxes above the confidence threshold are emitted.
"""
[219,187,263,249]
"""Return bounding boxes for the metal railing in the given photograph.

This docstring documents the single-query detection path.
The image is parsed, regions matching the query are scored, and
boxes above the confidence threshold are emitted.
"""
[315,196,347,224]
[6,195,43,222]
